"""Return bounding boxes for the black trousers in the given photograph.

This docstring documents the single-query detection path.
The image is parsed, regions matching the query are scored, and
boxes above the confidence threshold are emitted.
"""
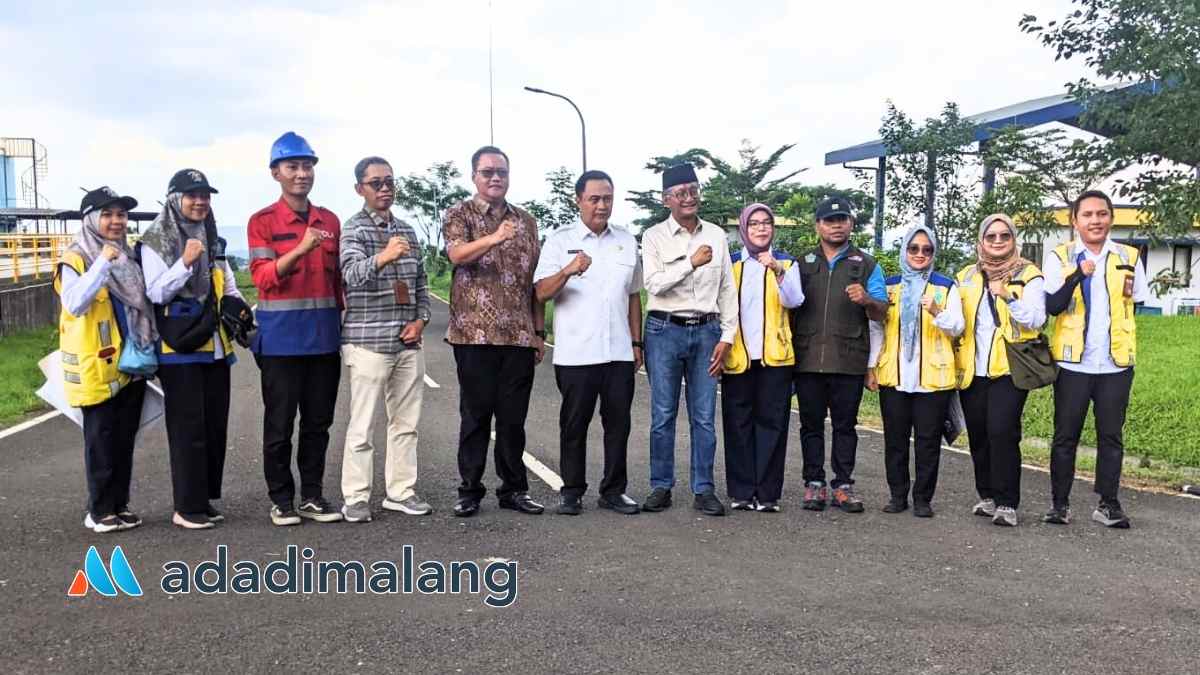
[960,375,1028,508]
[1050,368,1134,505]
[879,387,951,504]
[158,361,231,515]
[794,371,865,488]
[554,361,635,499]
[81,379,147,518]
[255,353,340,508]
[721,362,792,501]
[453,345,535,500]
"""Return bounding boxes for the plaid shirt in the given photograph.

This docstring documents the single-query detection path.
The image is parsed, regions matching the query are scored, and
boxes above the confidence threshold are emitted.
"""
[340,207,430,353]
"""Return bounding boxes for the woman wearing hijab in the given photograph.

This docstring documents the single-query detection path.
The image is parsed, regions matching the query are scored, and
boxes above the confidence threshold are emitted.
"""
[720,204,805,512]
[140,169,244,530]
[955,213,1046,527]
[56,187,158,533]
[868,225,963,518]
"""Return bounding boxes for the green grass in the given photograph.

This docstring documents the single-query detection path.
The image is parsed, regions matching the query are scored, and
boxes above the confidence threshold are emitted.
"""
[234,269,257,306]
[0,325,57,425]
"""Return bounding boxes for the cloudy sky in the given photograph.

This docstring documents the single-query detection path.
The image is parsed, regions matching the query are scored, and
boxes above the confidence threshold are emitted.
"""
[3,0,1092,251]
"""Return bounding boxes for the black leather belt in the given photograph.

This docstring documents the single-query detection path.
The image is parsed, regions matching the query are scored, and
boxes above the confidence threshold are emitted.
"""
[648,311,720,327]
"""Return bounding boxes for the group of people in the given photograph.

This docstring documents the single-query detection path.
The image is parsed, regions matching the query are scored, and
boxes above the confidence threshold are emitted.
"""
[57,133,1146,535]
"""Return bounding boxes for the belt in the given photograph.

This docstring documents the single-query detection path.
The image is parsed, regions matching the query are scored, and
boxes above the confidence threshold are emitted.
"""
[648,310,720,327]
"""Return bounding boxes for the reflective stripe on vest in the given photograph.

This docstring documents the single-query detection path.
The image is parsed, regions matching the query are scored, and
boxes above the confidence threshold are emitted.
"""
[55,251,131,407]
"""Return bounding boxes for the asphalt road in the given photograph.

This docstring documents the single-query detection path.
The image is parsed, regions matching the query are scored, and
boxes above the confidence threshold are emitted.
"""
[1,299,1197,674]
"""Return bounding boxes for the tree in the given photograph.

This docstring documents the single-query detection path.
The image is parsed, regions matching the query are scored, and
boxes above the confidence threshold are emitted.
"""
[1020,0,1200,238]
[626,141,808,230]
[875,102,983,271]
[392,161,471,275]
[521,166,578,232]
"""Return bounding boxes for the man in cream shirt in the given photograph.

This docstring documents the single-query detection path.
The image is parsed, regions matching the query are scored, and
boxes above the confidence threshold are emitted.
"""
[640,163,738,516]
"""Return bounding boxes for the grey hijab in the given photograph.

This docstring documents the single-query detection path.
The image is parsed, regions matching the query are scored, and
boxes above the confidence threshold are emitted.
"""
[67,211,158,347]
[140,192,217,300]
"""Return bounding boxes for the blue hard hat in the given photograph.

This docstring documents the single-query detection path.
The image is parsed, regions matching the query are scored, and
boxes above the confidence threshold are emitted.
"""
[269,131,318,167]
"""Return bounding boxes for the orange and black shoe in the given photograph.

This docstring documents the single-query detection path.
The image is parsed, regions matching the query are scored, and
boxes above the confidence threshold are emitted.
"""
[802,482,828,511]
[831,484,865,513]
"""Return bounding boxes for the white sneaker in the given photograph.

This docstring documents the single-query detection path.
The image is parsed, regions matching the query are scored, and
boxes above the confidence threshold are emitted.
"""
[84,513,123,534]
[269,505,302,526]
[382,495,433,516]
[972,499,996,517]
[992,506,1018,527]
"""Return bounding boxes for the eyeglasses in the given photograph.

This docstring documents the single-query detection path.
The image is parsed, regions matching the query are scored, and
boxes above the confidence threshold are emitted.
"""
[907,244,935,256]
[747,219,773,229]
[665,185,700,201]
[477,168,509,179]
[984,231,1013,243]
[361,177,395,192]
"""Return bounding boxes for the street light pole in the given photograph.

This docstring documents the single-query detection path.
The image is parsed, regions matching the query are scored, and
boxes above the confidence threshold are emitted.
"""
[524,86,586,173]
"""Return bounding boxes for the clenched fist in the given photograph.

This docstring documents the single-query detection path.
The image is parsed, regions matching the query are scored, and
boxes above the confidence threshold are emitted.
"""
[690,245,713,269]
[101,244,121,262]
[1079,259,1096,276]
[380,235,411,265]
[181,238,205,266]
[846,283,868,306]
[564,251,592,276]
[491,220,517,245]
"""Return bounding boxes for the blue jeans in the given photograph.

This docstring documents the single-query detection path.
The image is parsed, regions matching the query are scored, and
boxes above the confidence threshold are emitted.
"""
[645,315,720,494]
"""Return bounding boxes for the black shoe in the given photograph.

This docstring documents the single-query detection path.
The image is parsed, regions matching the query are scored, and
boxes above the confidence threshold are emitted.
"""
[912,501,934,518]
[557,495,582,516]
[882,497,908,514]
[730,498,756,511]
[453,497,480,518]
[206,504,225,523]
[1042,504,1071,525]
[597,493,640,515]
[693,491,726,517]
[643,487,672,512]
[499,492,545,515]
[1092,499,1130,529]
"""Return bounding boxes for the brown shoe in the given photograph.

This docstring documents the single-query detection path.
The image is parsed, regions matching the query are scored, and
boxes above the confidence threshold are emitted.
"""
[831,485,864,513]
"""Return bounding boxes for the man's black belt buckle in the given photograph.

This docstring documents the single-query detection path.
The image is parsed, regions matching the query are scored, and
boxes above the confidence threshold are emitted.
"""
[650,311,717,327]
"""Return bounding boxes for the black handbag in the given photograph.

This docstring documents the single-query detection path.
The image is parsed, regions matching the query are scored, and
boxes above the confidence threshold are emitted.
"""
[1004,334,1058,390]
[155,280,218,353]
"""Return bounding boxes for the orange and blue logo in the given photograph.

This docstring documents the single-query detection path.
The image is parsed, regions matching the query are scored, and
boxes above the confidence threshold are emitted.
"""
[67,545,143,597]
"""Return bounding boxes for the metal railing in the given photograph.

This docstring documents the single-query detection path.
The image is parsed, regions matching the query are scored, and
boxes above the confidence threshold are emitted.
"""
[0,234,141,283]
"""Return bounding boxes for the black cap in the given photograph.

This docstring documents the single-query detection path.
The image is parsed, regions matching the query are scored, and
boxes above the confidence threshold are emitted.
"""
[815,197,854,221]
[80,186,138,217]
[168,168,219,195]
[662,164,699,192]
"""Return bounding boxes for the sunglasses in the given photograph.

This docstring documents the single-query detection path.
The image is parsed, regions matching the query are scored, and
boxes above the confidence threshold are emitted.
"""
[477,168,509,179]
[361,177,395,192]
[984,231,1013,243]
[907,244,935,256]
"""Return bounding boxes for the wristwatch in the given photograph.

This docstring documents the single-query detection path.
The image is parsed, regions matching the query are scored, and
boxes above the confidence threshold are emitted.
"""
[632,340,645,349]
[535,330,547,339]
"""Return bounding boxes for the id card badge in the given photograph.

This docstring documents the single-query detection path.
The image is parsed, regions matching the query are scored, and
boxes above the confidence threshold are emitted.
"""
[1123,274,1134,298]
[394,281,410,305]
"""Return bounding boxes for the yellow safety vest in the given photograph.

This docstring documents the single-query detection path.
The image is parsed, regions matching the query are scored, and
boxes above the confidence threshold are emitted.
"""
[875,273,958,391]
[157,265,235,358]
[724,257,795,374]
[1047,242,1138,367]
[955,263,1044,389]
[54,251,132,407]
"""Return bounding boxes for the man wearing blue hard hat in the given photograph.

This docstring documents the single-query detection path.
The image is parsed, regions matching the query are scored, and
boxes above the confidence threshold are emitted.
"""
[246,131,345,526]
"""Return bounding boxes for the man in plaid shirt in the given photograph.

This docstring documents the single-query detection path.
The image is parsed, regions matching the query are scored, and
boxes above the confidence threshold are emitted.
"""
[338,156,432,523]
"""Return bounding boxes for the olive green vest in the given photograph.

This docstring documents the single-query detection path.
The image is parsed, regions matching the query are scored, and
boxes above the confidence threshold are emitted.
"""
[790,246,877,375]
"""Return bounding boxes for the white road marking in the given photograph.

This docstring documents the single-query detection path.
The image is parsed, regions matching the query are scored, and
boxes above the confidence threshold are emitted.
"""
[423,374,440,388]
[488,429,564,493]
[0,410,62,440]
